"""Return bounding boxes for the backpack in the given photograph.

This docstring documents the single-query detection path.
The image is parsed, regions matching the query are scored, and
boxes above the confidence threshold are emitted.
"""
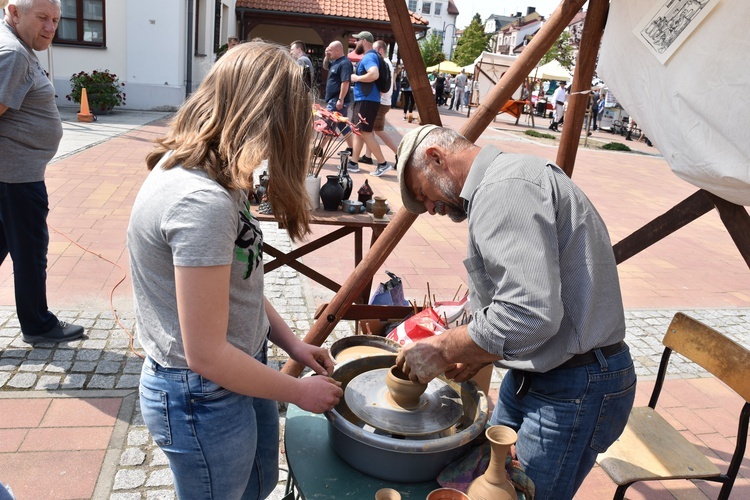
[400,74,410,90]
[375,55,392,93]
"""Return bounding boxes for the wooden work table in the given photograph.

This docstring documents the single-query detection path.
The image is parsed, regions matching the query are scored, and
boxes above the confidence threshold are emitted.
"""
[252,206,389,304]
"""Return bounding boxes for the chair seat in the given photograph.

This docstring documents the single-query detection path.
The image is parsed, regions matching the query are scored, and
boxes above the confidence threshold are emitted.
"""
[597,406,721,485]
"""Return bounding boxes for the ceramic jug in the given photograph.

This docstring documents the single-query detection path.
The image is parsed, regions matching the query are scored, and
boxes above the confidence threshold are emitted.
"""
[320,175,344,211]
[466,425,517,500]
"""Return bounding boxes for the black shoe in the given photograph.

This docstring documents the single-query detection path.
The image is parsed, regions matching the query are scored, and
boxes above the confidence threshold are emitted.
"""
[358,155,373,165]
[22,321,85,345]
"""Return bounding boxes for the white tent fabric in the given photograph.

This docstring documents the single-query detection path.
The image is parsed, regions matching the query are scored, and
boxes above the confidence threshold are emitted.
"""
[599,0,750,205]
[528,60,572,81]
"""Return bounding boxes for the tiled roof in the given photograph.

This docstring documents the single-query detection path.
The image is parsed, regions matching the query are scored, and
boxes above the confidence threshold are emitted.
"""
[447,0,459,16]
[235,0,428,25]
[569,10,587,26]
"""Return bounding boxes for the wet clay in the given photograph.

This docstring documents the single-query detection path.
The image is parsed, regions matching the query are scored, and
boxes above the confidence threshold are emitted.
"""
[335,345,392,363]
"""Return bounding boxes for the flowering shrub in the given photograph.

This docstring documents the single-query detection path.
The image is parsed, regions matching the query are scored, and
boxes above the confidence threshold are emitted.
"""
[309,104,364,177]
[66,69,126,112]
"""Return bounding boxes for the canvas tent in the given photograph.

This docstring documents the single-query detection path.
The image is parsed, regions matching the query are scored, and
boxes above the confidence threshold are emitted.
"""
[425,60,461,75]
[470,52,522,107]
[528,59,572,81]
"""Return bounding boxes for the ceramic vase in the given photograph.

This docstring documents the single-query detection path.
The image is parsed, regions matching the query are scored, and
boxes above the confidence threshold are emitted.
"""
[426,488,470,500]
[466,425,517,500]
[305,175,321,210]
[385,365,427,410]
[320,174,344,211]
[372,196,388,219]
[338,153,353,200]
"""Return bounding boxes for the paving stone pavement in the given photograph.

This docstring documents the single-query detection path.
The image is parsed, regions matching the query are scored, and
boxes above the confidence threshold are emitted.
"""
[1,221,749,499]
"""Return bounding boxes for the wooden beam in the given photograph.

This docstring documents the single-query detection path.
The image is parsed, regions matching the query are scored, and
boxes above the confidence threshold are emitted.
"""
[460,0,587,142]
[613,190,714,264]
[556,0,609,177]
[282,0,428,377]
[705,193,750,269]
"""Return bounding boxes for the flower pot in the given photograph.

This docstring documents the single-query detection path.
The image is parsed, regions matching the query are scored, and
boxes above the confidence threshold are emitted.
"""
[305,176,321,210]
[320,175,344,211]
[466,425,517,500]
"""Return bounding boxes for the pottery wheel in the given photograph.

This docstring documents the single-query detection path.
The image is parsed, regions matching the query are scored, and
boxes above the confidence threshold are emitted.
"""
[344,368,463,436]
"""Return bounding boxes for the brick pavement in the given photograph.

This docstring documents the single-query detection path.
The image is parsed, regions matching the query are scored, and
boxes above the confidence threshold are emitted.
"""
[0,106,748,499]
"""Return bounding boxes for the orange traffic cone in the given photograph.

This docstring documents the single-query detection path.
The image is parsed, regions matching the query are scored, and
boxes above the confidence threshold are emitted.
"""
[77,87,94,123]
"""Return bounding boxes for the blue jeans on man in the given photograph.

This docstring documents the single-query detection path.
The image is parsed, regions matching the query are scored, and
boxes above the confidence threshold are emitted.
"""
[140,344,279,498]
[492,345,636,499]
[326,97,351,135]
[0,181,60,335]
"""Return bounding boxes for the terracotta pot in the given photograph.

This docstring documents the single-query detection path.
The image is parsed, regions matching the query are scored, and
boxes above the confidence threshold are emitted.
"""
[466,425,517,500]
[427,488,470,500]
[385,365,427,410]
[372,196,388,219]
[374,488,401,500]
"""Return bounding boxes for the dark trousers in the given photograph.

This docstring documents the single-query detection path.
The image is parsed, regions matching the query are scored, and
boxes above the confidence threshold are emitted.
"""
[0,181,58,335]
[402,91,415,114]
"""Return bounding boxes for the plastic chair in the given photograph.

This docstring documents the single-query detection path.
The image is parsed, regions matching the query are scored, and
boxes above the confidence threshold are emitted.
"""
[597,312,750,499]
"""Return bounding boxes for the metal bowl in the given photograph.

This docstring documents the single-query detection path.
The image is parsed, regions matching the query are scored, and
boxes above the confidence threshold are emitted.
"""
[325,354,488,482]
[342,199,365,214]
[329,335,400,364]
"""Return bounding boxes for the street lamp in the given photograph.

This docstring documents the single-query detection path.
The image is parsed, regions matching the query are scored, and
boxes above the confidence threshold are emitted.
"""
[442,22,457,60]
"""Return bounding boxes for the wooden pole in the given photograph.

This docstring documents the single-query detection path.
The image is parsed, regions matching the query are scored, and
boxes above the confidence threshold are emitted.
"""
[460,0,587,142]
[282,0,430,377]
[556,0,609,177]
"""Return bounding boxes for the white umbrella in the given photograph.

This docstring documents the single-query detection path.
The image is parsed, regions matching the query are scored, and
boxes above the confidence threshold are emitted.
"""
[529,60,572,81]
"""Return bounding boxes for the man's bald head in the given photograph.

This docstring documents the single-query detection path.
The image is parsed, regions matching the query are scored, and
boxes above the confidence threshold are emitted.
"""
[327,40,344,59]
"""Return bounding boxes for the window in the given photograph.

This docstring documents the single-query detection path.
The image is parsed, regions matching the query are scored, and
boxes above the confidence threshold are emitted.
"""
[407,1,417,11]
[422,2,431,15]
[55,0,105,47]
[435,3,442,15]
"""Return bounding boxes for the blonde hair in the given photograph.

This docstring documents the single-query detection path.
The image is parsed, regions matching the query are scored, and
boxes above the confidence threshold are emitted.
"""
[147,41,312,240]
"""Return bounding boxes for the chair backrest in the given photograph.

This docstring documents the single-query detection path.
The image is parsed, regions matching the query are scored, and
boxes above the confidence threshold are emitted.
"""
[664,312,750,403]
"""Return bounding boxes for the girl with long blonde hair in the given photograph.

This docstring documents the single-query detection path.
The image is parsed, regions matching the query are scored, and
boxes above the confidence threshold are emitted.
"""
[128,41,342,499]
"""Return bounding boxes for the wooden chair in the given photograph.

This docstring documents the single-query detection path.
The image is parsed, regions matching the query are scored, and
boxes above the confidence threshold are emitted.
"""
[596,312,750,499]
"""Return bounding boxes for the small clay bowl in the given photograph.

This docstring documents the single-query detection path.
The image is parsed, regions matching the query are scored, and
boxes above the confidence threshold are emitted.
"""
[385,365,427,410]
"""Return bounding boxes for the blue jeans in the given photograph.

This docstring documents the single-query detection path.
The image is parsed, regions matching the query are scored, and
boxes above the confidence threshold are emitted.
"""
[0,181,58,335]
[492,345,636,499]
[326,98,351,135]
[139,345,279,499]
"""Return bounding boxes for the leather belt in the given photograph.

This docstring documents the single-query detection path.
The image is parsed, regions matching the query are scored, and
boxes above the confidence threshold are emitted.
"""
[557,341,626,370]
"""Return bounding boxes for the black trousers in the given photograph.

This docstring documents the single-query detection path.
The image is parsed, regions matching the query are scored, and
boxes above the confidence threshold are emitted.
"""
[0,181,58,335]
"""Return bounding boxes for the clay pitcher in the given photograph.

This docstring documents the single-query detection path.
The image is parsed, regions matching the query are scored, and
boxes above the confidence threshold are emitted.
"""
[385,365,427,410]
[466,425,517,500]
[372,196,388,219]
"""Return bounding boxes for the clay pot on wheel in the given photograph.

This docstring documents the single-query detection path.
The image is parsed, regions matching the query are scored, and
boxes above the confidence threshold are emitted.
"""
[466,425,517,500]
[372,196,388,219]
[385,365,427,410]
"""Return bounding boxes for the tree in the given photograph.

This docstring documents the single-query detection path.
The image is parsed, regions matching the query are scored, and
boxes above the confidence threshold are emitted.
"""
[419,32,446,67]
[453,13,491,67]
[539,31,576,71]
